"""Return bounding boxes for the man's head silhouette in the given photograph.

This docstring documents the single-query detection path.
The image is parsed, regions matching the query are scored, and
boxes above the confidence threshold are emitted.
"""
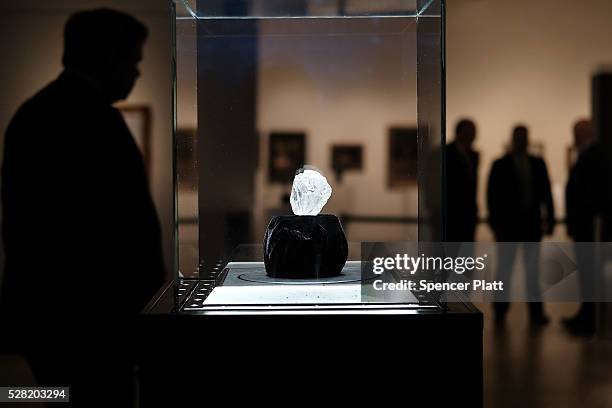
[455,118,476,150]
[573,119,594,153]
[63,8,148,103]
[511,125,529,154]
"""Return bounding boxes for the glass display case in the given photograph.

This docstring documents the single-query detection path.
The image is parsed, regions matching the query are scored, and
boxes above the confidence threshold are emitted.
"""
[171,0,446,313]
[140,3,482,404]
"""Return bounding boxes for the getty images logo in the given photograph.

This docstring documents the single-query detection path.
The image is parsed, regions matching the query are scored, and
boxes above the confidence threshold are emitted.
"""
[372,253,488,275]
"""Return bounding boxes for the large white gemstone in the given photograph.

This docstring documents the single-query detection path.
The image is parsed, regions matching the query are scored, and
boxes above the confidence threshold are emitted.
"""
[290,168,332,216]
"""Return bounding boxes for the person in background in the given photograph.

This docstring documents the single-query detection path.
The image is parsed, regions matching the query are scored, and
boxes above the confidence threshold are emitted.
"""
[446,119,479,242]
[0,9,165,406]
[564,119,598,335]
[487,125,555,327]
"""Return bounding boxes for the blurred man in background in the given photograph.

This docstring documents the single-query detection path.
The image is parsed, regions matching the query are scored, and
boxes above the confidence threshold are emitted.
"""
[0,8,165,405]
[487,125,555,326]
[446,118,479,242]
[564,119,598,335]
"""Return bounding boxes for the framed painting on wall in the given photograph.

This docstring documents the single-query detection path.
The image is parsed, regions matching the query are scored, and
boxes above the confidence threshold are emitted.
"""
[331,144,363,182]
[268,132,306,183]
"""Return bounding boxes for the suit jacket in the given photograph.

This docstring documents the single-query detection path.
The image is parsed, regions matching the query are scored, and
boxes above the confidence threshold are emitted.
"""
[445,141,479,242]
[1,71,165,320]
[487,153,555,241]
[566,143,612,241]
[566,145,600,241]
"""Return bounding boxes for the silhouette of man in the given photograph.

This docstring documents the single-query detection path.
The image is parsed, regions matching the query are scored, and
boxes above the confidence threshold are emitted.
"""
[446,119,479,242]
[1,9,165,405]
[564,119,598,335]
[487,125,555,326]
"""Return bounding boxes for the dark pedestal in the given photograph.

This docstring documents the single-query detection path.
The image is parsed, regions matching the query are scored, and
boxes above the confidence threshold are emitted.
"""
[264,214,348,279]
[137,282,484,406]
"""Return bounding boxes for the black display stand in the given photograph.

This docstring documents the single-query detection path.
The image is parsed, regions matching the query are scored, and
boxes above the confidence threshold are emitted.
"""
[137,281,483,406]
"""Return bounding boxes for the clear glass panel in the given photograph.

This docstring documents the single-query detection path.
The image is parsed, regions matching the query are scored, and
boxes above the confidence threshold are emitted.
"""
[175,2,199,278]
[417,0,444,242]
[173,0,444,306]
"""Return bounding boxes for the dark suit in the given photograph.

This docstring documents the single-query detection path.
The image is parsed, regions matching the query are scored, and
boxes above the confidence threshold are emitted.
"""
[487,153,555,319]
[445,141,479,242]
[0,71,165,404]
[566,144,602,242]
[487,154,555,241]
[565,144,606,323]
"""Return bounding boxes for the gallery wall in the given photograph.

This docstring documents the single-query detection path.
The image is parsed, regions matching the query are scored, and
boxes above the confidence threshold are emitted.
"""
[0,0,174,280]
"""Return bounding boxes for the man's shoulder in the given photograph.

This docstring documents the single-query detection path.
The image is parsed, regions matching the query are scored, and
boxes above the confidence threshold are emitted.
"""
[528,155,547,169]
[445,142,459,158]
[9,81,55,122]
[8,76,73,130]
[492,154,511,167]
[8,75,117,134]
[577,143,606,173]
[581,143,605,161]
[19,75,70,109]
